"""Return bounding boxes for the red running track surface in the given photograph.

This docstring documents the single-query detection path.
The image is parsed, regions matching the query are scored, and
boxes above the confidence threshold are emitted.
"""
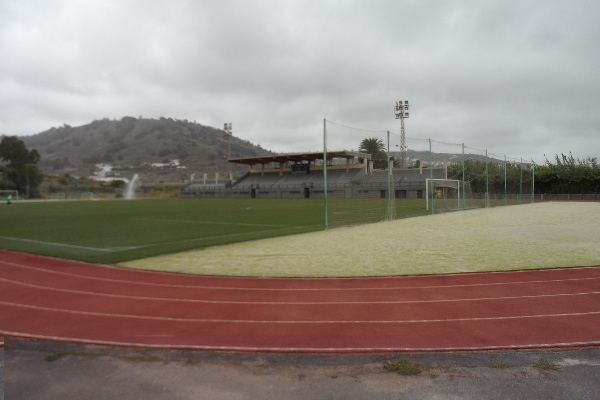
[1,250,600,353]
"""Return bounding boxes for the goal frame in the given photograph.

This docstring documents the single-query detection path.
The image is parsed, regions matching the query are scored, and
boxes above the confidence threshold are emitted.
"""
[0,190,19,200]
[425,179,461,211]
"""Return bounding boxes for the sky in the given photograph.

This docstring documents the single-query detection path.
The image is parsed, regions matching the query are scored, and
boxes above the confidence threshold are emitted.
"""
[1,0,599,164]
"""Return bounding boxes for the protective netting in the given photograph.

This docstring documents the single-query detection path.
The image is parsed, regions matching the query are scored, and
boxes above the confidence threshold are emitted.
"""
[323,119,535,227]
[323,120,395,229]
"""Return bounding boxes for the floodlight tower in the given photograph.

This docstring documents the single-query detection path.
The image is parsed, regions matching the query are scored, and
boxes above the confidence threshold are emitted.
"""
[224,123,232,182]
[394,100,409,167]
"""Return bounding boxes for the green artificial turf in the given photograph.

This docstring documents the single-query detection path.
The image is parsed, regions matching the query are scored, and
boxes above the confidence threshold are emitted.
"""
[0,198,433,264]
[0,199,327,264]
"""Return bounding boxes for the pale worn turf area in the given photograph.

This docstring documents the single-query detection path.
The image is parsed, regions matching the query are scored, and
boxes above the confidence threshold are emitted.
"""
[120,202,600,277]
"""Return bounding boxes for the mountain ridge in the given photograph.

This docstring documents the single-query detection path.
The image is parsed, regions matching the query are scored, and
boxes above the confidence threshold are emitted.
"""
[17,116,274,183]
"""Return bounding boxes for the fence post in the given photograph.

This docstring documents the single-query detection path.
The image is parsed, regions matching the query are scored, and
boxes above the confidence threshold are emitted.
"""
[323,119,329,229]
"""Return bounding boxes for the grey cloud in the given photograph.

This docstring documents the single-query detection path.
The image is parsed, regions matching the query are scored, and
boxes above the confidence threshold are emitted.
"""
[0,0,599,163]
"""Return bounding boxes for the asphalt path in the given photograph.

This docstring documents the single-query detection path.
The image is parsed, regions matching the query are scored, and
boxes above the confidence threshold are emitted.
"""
[4,339,600,400]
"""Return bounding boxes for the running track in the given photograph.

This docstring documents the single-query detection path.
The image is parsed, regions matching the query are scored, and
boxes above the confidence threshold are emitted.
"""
[1,250,600,353]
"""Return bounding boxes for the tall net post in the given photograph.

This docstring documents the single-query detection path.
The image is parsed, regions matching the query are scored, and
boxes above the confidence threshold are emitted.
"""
[323,119,329,229]
[519,158,523,202]
[504,155,508,204]
[485,149,490,207]
[323,120,395,229]
[531,161,536,202]
[386,130,394,221]
[429,139,434,213]
[461,144,465,208]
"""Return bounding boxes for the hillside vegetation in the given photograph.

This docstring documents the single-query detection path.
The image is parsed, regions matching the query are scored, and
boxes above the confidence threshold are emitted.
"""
[20,117,274,181]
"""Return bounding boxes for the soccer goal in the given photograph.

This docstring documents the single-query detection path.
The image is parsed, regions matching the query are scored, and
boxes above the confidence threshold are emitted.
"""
[426,179,463,212]
[0,190,19,201]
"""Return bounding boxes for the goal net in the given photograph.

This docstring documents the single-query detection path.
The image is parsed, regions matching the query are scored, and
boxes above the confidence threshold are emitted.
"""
[426,179,480,212]
[0,190,19,201]
[426,179,459,211]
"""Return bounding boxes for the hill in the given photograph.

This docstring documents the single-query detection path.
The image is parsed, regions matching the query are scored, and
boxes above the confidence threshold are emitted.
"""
[19,117,275,184]
[15,117,500,186]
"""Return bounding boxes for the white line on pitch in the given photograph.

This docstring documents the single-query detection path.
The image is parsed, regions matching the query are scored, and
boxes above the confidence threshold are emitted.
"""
[2,277,600,305]
[131,225,307,249]
[3,259,600,291]
[130,217,292,228]
[0,236,138,252]
[2,300,600,324]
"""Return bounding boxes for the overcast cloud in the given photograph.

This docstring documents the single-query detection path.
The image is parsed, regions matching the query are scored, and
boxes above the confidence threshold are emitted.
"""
[1,0,599,163]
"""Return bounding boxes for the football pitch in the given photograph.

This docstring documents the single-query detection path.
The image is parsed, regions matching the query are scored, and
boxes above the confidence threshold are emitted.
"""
[1,199,598,277]
[0,198,429,265]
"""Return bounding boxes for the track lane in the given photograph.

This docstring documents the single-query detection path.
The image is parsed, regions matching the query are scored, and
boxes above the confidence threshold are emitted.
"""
[4,250,600,289]
[2,277,600,322]
[3,258,600,303]
[3,302,600,351]
[1,250,600,352]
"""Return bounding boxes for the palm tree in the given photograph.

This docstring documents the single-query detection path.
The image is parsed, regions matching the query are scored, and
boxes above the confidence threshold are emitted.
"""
[359,138,388,169]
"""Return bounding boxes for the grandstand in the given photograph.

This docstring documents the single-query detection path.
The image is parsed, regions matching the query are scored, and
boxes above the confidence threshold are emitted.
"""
[179,151,447,199]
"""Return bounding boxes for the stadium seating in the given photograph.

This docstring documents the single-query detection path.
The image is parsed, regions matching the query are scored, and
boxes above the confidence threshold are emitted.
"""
[180,166,447,199]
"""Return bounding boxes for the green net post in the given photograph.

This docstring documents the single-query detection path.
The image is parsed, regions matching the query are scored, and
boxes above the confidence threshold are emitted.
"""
[532,161,536,203]
[485,149,490,207]
[429,139,434,214]
[504,155,508,205]
[519,158,524,202]
[323,118,329,229]
[462,143,466,209]
[387,130,393,221]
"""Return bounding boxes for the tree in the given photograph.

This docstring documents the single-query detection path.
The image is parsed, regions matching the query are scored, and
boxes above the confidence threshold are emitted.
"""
[359,138,388,169]
[0,136,43,198]
[0,136,40,168]
[534,153,600,194]
[448,154,599,196]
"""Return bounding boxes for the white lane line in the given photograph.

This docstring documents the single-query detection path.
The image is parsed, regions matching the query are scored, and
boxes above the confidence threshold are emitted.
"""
[2,260,600,291]
[0,237,138,252]
[2,331,599,353]
[2,300,600,324]
[2,277,600,305]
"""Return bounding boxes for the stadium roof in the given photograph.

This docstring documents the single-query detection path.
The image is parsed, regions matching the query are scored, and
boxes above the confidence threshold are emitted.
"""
[228,151,369,166]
